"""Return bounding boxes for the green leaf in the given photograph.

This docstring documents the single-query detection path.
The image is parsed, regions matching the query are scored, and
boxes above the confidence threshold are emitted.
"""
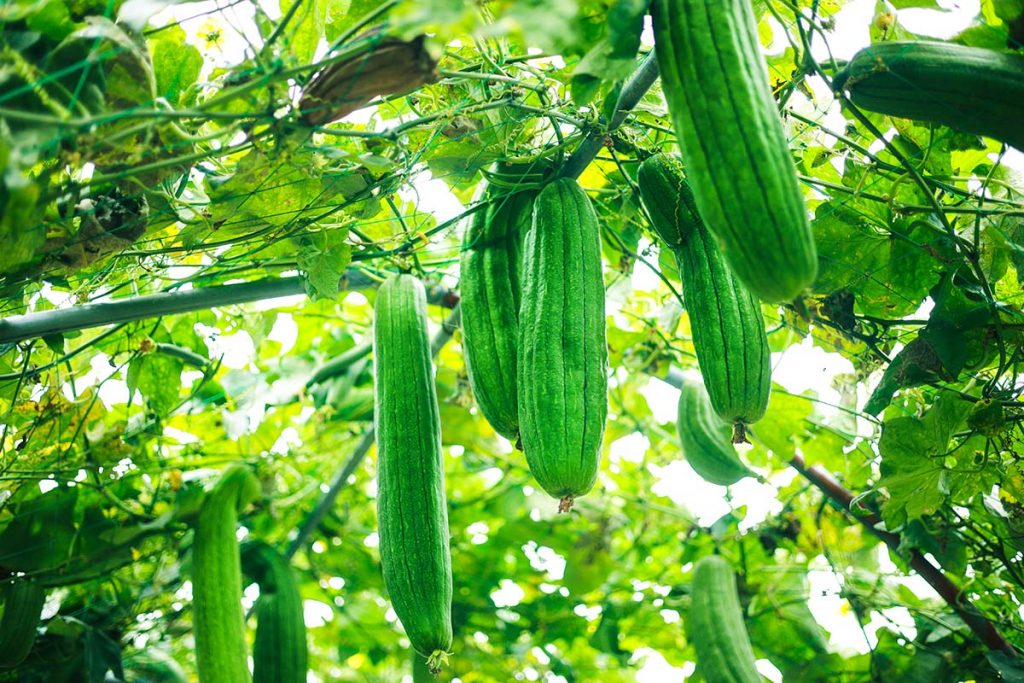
[877,392,975,524]
[42,332,65,354]
[25,0,74,40]
[323,0,380,42]
[127,352,184,415]
[85,627,125,682]
[149,25,202,105]
[498,0,584,55]
[811,203,938,318]
[875,628,951,680]
[209,149,324,231]
[993,0,1024,22]
[280,0,334,64]
[562,527,612,596]
[864,336,951,416]
[987,650,1024,682]
[424,137,501,185]
[900,519,967,576]
[749,389,813,459]
[296,228,352,299]
[878,423,947,522]
[570,0,645,104]
[749,569,830,676]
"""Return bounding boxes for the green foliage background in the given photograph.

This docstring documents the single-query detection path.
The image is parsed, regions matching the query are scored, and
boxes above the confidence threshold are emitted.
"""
[2,0,1024,680]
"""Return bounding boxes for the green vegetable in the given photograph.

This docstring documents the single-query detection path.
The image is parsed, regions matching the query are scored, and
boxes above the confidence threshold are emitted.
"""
[833,41,1024,150]
[460,163,545,441]
[676,378,754,485]
[242,541,308,683]
[374,273,453,673]
[518,177,608,512]
[651,0,817,302]
[192,464,261,683]
[0,580,46,668]
[689,555,762,683]
[638,154,770,440]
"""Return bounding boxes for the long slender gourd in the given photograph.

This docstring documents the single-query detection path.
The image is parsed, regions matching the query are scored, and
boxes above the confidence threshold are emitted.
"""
[689,555,762,683]
[676,378,754,485]
[518,178,608,512]
[651,0,817,302]
[833,41,1024,151]
[0,581,46,668]
[192,464,261,683]
[242,541,308,683]
[638,154,770,440]
[374,274,453,673]
[460,164,543,441]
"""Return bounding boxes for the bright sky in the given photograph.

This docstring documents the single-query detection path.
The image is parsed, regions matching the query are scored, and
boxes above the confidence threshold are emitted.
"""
[121,0,1012,679]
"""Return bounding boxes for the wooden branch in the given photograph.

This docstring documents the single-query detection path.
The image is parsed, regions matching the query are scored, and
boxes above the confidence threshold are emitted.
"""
[789,453,1015,656]
[658,367,1015,656]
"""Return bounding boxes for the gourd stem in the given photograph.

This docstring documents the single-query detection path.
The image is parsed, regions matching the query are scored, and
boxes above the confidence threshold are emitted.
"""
[731,422,748,444]
[559,52,660,180]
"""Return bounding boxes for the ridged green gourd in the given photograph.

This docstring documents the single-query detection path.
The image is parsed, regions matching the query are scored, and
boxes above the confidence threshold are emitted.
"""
[0,581,46,668]
[374,274,453,673]
[460,164,544,441]
[638,154,770,441]
[518,178,608,512]
[192,464,260,683]
[241,541,308,683]
[689,555,762,683]
[651,0,817,303]
[677,378,753,486]
[833,41,1024,151]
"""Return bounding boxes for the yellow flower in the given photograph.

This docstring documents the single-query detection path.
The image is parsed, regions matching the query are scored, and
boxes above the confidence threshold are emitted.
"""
[196,17,225,52]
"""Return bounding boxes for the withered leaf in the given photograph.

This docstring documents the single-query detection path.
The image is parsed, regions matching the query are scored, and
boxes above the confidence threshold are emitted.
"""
[299,35,438,125]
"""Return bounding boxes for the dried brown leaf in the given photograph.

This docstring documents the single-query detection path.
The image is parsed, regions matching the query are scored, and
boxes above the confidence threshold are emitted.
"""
[299,35,438,125]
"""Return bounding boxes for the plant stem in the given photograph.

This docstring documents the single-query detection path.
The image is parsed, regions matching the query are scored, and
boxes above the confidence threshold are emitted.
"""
[560,51,660,180]
[0,270,457,346]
